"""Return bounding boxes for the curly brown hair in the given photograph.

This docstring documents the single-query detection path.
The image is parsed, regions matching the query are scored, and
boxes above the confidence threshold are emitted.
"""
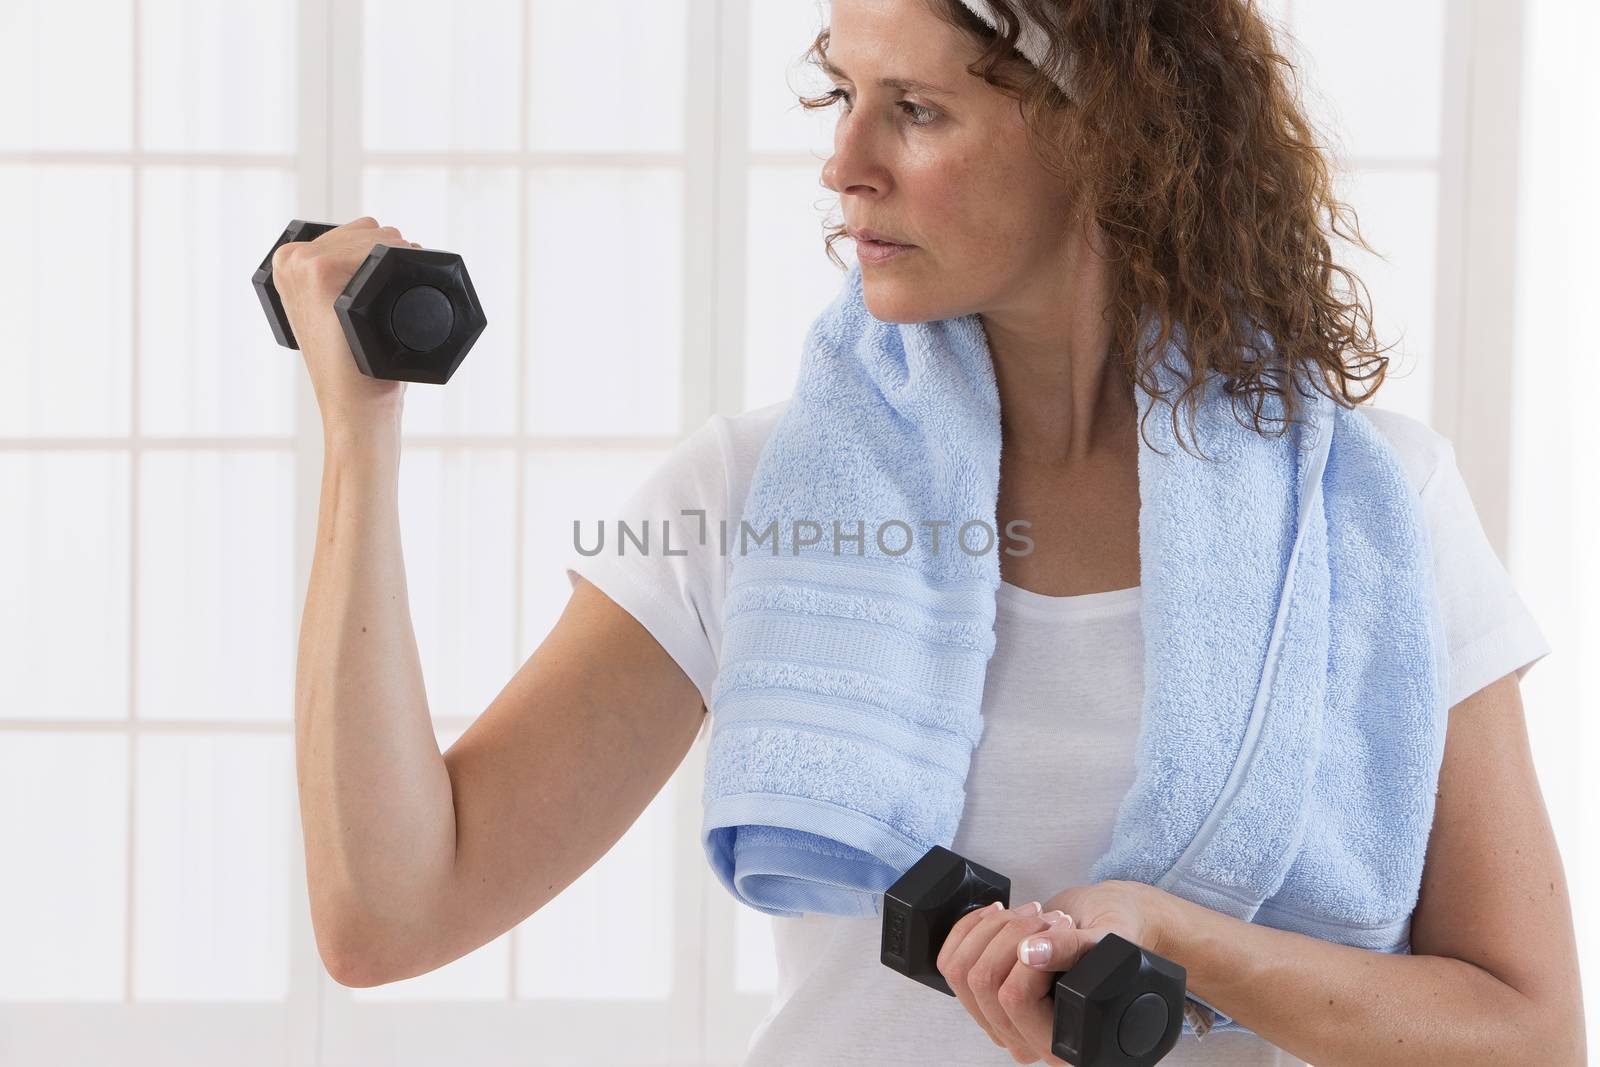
[797,0,1393,456]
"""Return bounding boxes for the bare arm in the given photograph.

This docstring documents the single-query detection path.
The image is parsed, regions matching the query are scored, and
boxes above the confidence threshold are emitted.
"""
[283,218,706,989]
[1148,670,1586,1064]
[366,574,707,985]
[294,413,457,983]
[294,416,708,987]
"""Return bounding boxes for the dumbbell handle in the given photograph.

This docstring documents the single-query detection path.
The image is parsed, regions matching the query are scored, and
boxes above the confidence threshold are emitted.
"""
[881,846,1185,1066]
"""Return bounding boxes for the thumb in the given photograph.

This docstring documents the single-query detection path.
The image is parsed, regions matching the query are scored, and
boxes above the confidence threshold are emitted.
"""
[1018,915,1110,970]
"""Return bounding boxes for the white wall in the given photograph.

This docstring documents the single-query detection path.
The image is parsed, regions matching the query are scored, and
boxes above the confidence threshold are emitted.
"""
[1511,0,1600,1047]
[0,0,1588,1062]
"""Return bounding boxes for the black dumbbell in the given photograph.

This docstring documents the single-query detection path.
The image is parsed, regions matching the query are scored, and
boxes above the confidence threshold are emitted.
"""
[881,845,1185,1066]
[251,219,487,385]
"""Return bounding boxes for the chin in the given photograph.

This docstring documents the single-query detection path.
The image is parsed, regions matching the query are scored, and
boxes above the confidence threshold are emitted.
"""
[860,272,943,325]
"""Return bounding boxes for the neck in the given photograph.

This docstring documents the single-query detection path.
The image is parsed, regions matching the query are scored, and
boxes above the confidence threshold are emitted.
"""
[982,225,1135,466]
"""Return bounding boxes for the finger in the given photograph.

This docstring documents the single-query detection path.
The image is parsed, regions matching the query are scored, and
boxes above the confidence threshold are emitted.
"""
[996,958,1072,1067]
[969,906,1056,1055]
[1018,916,1105,975]
[364,227,412,253]
[938,902,1011,1049]
[309,219,389,256]
[996,917,1077,1065]
[934,899,1007,985]
[935,900,1003,972]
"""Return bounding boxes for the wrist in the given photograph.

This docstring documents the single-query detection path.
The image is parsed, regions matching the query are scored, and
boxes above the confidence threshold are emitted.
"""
[1137,886,1222,1034]
[323,419,403,467]
[322,403,403,450]
[1138,881,1184,962]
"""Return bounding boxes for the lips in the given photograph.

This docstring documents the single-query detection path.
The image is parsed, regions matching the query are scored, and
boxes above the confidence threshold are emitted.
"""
[850,227,914,247]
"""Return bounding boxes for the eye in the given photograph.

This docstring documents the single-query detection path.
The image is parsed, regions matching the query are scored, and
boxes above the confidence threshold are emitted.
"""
[823,87,940,128]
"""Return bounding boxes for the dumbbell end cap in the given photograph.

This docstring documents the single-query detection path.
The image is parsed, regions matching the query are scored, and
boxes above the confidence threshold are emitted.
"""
[335,244,487,385]
[880,845,1010,998]
[1050,932,1186,1066]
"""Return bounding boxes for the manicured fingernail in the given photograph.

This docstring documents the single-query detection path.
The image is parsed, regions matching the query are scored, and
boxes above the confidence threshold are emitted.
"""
[1021,937,1052,965]
[987,900,1004,913]
[1016,900,1041,916]
[1042,910,1069,926]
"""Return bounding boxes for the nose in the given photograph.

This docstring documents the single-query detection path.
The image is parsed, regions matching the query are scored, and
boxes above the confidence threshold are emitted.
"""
[821,111,890,198]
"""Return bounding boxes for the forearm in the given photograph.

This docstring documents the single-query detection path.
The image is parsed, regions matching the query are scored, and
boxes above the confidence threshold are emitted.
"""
[294,410,455,977]
[1152,889,1548,1065]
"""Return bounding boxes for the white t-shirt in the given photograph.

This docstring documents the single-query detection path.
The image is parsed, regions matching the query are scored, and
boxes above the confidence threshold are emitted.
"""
[563,399,1552,1067]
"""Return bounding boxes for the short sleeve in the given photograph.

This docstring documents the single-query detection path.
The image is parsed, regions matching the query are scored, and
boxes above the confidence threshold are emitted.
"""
[563,416,731,712]
[1419,438,1553,709]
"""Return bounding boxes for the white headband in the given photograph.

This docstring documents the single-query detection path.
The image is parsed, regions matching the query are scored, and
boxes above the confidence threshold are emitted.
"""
[954,0,1076,98]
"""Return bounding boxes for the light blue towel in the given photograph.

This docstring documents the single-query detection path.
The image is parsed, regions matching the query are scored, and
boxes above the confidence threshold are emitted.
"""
[701,263,1449,1037]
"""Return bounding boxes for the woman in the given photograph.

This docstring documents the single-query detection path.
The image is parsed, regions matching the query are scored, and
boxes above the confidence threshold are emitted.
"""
[284,0,1586,1064]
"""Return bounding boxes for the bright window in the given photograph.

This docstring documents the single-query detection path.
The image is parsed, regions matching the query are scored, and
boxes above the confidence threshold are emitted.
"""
[5,0,1587,1062]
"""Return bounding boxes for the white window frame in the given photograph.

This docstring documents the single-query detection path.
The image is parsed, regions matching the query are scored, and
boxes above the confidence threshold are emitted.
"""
[1433,0,1526,556]
[0,0,1524,1063]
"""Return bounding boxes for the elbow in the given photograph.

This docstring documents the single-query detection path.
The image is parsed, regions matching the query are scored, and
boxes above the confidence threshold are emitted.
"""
[1517,990,1587,1067]
[313,915,395,989]
[323,947,386,989]
[1544,994,1587,1065]
[317,936,373,989]
[1551,1013,1587,1067]
[309,882,446,988]
[1539,1024,1587,1067]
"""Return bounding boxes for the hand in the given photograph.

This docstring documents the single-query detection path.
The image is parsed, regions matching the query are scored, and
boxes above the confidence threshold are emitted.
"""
[935,880,1167,1065]
[268,216,418,431]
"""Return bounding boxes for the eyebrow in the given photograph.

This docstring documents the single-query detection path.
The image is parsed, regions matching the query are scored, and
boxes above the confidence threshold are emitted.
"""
[820,59,957,98]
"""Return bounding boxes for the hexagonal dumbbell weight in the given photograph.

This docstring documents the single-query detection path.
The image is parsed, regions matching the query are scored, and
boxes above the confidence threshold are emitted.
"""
[881,845,1185,1066]
[251,218,487,385]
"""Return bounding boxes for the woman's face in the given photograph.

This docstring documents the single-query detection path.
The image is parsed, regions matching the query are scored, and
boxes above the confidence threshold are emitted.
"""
[819,0,1079,324]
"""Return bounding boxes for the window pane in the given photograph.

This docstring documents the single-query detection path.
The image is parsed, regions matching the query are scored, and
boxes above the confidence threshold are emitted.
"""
[1290,0,1446,161]
[524,168,683,436]
[0,732,128,1000]
[749,0,833,156]
[515,767,678,1000]
[137,451,294,722]
[0,452,130,722]
[527,0,689,154]
[134,733,293,1000]
[362,0,521,152]
[744,166,847,412]
[140,0,297,154]
[361,166,521,436]
[0,165,133,439]
[397,448,518,724]
[0,0,132,151]
[522,447,666,650]
[352,722,512,1001]
[140,166,298,437]
[1334,167,1440,424]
